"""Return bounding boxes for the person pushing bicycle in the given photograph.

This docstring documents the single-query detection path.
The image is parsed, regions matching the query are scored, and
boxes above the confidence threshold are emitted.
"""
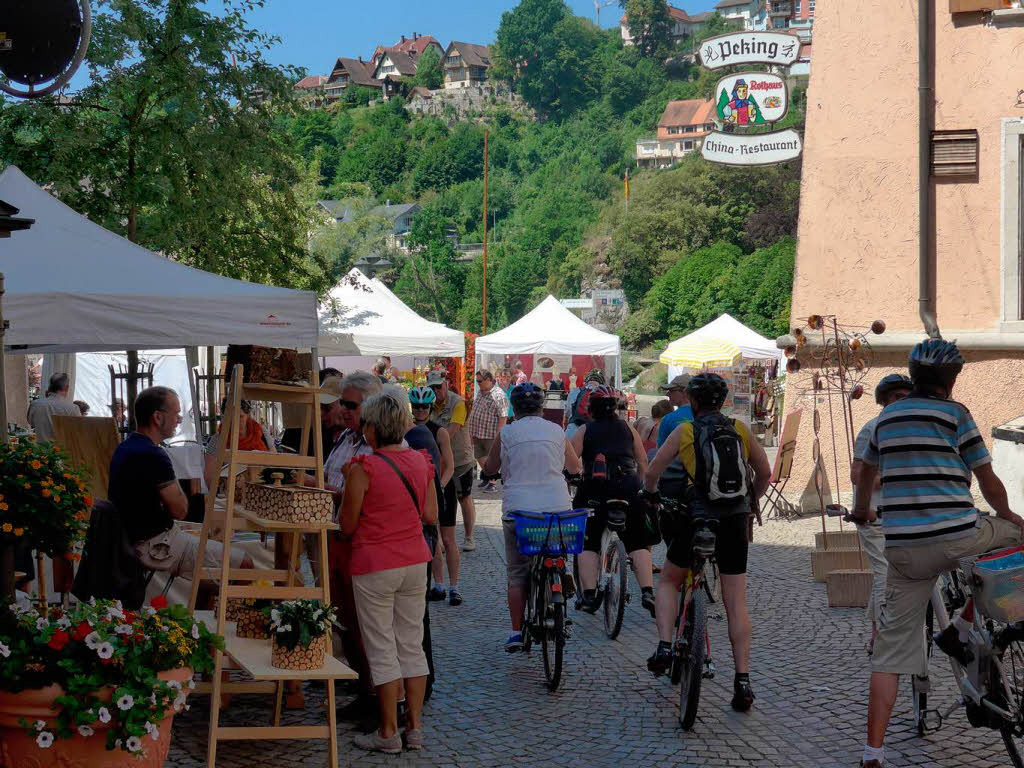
[569,385,657,618]
[849,339,1024,768]
[641,373,771,713]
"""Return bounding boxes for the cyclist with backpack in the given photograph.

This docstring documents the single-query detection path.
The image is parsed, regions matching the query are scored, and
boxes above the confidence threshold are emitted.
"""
[641,373,772,712]
[569,385,657,617]
[564,369,606,439]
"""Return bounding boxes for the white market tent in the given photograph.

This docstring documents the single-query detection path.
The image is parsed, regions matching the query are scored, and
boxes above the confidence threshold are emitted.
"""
[475,295,622,384]
[0,165,319,353]
[662,313,783,382]
[318,269,465,358]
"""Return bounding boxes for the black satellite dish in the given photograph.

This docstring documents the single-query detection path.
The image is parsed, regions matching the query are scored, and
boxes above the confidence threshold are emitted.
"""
[0,0,92,99]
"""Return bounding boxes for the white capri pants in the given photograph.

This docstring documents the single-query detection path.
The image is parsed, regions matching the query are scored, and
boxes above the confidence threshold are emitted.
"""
[352,563,430,686]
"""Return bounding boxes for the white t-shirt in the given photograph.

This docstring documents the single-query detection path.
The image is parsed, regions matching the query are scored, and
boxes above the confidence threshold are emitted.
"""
[500,416,572,515]
[854,416,882,512]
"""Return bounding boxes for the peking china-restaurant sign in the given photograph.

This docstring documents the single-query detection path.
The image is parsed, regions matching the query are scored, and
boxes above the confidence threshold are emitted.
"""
[698,31,803,167]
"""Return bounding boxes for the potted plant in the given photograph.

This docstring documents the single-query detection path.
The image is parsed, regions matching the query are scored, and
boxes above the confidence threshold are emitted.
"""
[0,596,223,767]
[0,438,91,599]
[214,580,276,639]
[268,600,335,671]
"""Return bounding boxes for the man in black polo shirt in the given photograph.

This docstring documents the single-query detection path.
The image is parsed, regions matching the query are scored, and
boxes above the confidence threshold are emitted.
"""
[110,386,250,580]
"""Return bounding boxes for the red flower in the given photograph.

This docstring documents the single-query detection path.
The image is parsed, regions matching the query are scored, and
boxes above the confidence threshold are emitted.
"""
[123,611,136,624]
[47,630,70,651]
[72,622,91,641]
[150,596,168,610]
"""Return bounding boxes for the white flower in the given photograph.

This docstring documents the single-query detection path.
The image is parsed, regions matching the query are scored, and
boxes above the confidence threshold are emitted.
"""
[276,624,292,634]
[114,624,133,635]
[97,707,111,723]
[116,694,134,711]
[187,680,195,690]
[84,631,101,650]
[36,731,54,749]
[77,724,94,737]
[34,720,46,731]
[0,642,9,658]
[312,609,323,621]
[173,693,187,711]
[144,721,159,741]
[96,642,114,660]
[191,623,200,640]
[166,680,182,691]
[143,606,156,617]
[106,606,124,621]
[126,736,142,753]
[148,693,157,706]
[55,617,71,629]
[35,617,49,631]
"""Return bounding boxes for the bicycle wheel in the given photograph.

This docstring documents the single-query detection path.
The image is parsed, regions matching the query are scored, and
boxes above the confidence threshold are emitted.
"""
[603,537,628,640]
[541,580,565,691]
[996,631,1024,767]
[572,554,582,609]
[679,587,708,730]
[912,601,934,736]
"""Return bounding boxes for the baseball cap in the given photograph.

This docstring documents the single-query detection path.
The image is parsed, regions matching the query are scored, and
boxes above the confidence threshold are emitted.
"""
[425,370,447,387]
[660,373,692,392]
[319,376,344,405]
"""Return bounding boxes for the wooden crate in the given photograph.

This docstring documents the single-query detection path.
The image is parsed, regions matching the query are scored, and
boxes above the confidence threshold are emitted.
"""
[814,530,861,550]
[811,548,868,582]
[246,474,333,525]
[826,569,873,608]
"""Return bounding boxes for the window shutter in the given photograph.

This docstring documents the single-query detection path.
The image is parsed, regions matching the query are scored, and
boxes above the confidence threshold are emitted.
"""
[931,129,979,178]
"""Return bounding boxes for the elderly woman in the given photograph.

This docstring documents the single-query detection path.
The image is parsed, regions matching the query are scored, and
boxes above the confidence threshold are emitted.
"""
[203,399,275,493]
[341,393,438,754]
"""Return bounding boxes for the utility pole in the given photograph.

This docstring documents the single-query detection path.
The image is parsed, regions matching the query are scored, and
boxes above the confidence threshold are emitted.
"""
[0,274,7,442]
[482,130,489,334]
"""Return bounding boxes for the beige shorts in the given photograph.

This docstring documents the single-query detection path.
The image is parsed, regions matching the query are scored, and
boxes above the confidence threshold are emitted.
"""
[857,522,888,624]
[352,564,429,686]
[503,518,530,588]
[473,437,494,461]
[872,516,1023,676]
[135,526,247,580]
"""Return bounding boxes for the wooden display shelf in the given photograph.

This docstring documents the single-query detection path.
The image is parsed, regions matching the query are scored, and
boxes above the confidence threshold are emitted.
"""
[235,507,338,532]
[224,634,357,681]
[233,451,319,469]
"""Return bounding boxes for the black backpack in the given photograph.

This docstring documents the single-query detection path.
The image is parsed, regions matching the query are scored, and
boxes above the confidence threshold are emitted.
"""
[691,413,748,504]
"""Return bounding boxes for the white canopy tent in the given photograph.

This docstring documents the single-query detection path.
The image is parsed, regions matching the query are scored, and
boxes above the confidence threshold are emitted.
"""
[663,313,783,382]
[0,165,319,353]
[318,269,465,358]
[474,295,622,384]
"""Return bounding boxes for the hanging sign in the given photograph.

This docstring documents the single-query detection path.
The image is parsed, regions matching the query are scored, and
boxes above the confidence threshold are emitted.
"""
[699,31,801,71]
[715,72,788,126]
[701,128,803,166]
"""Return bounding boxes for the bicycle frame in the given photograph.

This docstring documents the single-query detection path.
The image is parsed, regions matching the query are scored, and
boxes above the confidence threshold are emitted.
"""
[675,556,712,657]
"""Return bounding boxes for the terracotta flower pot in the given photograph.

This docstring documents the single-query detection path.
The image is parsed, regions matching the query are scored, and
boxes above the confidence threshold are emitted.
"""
[0,667,193,768]
[271,635,326,670]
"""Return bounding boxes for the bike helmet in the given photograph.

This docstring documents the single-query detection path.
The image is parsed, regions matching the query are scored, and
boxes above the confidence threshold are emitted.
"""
[409,385,436,406]
[510,382,545,415]
[584,368,606,385]
[588,385,621,418]
[686,373,729,410]
[874,374,912,406]
[908,338,964,390]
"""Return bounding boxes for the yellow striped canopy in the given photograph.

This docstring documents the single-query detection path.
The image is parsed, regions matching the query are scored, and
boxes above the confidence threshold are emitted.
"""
[659,336,742,369]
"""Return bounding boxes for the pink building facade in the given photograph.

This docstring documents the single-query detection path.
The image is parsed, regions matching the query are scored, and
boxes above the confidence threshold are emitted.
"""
[782,0,1024,504]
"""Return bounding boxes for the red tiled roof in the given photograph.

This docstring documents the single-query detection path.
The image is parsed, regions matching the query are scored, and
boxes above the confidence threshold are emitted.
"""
[393,35,441,57]
[295,75,327,89]
[444,41,492,68]
[622,4,696,24]
[328,58,381,88]
[658,99,716,128]
[374,48,418,78]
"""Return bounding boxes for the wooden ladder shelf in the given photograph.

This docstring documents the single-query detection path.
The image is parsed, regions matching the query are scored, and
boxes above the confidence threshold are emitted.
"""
[188,365,355,768]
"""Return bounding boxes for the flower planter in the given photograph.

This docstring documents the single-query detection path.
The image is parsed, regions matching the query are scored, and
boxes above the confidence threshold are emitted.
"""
[271,635,326,671]
[0,667,193,768]
[235,607,269,639]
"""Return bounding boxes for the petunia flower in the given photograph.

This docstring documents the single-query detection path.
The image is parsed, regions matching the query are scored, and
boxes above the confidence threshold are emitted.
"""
[0,641,11,658]
[116,694,134,711]
[97,707,111,723]
[77,724,94,737]
[191,623,200,639]
[96,643,114,660]
[145,721,160,741]
[36,731,54,749]
[114,624,133,635]
[34,720,46,731]
[84,631,101,649]
[35,617,49,630]
[125,736,142,753]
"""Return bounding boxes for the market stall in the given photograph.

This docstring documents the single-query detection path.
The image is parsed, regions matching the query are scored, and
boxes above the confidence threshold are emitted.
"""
[474,294,622,393]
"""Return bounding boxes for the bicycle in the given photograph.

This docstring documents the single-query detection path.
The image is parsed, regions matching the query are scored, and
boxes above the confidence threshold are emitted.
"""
[508,508,589,692]
[909,545,1024,766]
[571,498,631,640]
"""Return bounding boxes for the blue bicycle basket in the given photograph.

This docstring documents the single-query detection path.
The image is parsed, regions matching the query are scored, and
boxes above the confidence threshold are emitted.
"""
[509,509,589,556]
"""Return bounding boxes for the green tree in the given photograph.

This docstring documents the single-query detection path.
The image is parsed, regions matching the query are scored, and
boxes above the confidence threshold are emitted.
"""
[620,0,673,58]
[412,46,443,90]
[0,0,327,290]
[395,205,467,324]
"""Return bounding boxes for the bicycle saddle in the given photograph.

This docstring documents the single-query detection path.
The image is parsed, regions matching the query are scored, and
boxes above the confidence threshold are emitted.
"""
[605,499,629,531]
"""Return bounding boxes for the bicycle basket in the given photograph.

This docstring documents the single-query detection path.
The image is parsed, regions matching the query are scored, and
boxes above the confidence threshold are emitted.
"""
[963,546,1024,624]
[509,509,589,556]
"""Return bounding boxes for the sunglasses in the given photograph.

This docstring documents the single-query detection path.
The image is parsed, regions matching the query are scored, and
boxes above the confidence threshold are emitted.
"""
[411,404,431,411]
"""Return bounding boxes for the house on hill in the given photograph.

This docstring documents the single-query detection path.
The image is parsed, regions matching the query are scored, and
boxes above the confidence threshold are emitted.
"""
[442,42,492,89]
[620,4,713,47]
[294,74,327,106]
[323,57,381,104]
[634,99,716,168]
[715,0,768,30]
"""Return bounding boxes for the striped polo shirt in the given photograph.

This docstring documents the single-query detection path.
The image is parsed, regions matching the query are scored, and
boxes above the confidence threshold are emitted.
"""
[862,395,989,547]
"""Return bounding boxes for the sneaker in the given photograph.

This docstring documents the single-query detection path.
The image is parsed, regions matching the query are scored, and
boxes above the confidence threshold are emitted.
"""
[934,625,975,666]
[404,728,424,751]
[462,538,476,552]
[448,588,463,606]
[731,679,755,712]
[354,731,402,754]
[647,642,672,676]
[427,585,446,602]
[477,478,489,489]
[504,632,523,653]
[641,589,656,618]
[580,591,600,614]
[483,481,499,493]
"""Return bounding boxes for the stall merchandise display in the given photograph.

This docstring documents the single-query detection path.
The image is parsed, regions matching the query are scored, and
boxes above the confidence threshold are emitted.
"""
[245,474,333,525]
[268,600,336,671]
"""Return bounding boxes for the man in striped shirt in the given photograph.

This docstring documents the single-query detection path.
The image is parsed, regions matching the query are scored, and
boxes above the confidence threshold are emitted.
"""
[852,339,1024,768]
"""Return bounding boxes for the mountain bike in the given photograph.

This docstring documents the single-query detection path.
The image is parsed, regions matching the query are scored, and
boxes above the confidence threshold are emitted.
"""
[572,498,631,640]
[508,509,589,692]
[911,545,1024,766]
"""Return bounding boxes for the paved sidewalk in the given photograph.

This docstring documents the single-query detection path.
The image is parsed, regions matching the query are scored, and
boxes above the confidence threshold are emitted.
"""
[167,500,1016,767]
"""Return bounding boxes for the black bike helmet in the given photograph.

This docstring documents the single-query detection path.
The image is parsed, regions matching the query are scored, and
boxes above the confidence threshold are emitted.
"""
[686,373,729,410]
[588,385,620,419]
[509,382,544,415]
[874,374,913,406]
[908,338,964,390]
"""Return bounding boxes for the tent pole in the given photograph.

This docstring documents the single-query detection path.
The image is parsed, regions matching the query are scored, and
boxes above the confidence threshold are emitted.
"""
[126,351,139,432]
[482,130,488,335]
[185,346,202,441]
[0,274,7,444]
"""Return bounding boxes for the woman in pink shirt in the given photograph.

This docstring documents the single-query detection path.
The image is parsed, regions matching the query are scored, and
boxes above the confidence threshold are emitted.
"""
[341,393,438,754]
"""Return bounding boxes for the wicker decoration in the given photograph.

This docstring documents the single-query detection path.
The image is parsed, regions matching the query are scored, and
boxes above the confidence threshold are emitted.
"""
[271,634,327,670]
[245,473,332,524]
[235,607,270,639]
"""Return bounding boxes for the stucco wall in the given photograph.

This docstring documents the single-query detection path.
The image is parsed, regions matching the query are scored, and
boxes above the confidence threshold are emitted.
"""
[791,0,1024,332]
[3,354,28,429]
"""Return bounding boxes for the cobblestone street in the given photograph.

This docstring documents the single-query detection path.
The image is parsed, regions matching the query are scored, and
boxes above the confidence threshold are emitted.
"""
[168,497,1020,768]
